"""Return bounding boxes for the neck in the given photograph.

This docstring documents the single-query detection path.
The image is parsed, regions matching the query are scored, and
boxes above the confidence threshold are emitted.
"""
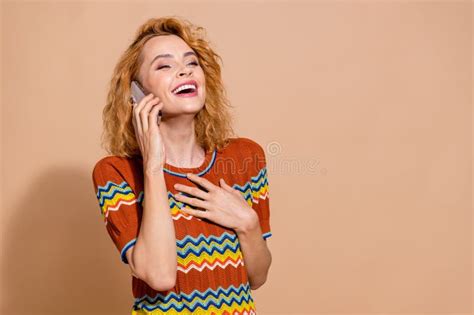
[159,115,205,168]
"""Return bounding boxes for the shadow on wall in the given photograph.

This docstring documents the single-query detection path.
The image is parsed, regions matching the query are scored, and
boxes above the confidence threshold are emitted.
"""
[2,167,133,314]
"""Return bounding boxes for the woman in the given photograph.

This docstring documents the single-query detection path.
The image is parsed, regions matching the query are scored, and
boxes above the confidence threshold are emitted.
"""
[92,16,273,314]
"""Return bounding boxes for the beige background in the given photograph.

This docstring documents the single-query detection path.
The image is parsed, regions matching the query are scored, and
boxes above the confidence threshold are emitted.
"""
[1,1,472,314]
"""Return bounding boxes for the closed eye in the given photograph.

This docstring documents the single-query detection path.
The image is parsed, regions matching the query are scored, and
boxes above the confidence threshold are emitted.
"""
[157,61,199,70]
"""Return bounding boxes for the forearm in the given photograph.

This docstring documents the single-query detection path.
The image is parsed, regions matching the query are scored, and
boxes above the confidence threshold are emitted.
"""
[133,170,177,285]
[236,214,272,290]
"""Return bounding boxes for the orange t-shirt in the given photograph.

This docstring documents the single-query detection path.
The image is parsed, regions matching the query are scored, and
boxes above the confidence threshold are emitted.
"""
[92,137,272,314]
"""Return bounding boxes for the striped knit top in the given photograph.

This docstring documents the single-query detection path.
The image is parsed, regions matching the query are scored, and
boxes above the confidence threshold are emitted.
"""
[91,137,272,314]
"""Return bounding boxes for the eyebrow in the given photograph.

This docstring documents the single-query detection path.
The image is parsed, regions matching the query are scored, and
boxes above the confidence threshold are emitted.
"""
[149,51,197,66]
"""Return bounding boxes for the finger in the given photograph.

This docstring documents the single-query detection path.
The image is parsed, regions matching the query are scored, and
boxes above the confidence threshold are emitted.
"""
[174,184,209,200]
[140,97,160,133]
[132,93,154,138]
[134,93,154,113]
[186,173,217,192]
[221,179,243,199]
[175,193,209,209]
[148,101,163,131]
[180,206,209,219]
[219,178,234,192]
[230,184,242,196]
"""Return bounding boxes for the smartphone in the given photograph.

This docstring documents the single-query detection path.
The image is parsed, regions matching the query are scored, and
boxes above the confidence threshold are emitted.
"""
[130,80,162,125]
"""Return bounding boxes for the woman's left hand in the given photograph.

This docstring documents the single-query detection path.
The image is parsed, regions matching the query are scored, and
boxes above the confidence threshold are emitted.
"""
[173,173,257,232]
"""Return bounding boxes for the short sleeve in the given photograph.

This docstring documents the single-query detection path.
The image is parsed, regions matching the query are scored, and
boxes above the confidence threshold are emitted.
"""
[92,158,141,264]
[249,141,272,241]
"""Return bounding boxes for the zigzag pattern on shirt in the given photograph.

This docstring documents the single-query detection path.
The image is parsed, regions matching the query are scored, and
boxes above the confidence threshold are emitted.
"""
[136,190,203,221]
[96,181,138,225]
[132,283,256,314]
[233,167,272,240]
[233,166,269,206]
[176,232,244,274]
[96,180,199,225]
[96,169,271,237]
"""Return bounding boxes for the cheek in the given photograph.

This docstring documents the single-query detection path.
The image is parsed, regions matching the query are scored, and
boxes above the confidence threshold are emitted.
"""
[153,75,173,98]
[198,69,206,82]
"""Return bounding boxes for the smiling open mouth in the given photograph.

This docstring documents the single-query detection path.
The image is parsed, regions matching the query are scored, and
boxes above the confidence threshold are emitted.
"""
[174,87,198,97]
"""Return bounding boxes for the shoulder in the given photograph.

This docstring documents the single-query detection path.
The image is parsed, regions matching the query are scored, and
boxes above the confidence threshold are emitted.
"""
[92,155,142,186]
[92,156,126,176]
[225,137,265,157]
[223,137,267,173]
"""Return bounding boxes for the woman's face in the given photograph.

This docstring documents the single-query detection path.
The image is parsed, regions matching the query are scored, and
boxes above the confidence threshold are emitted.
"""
[137,34,206,119]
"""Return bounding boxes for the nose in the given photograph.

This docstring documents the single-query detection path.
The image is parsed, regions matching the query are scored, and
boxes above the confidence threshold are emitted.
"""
[178,64,192,77]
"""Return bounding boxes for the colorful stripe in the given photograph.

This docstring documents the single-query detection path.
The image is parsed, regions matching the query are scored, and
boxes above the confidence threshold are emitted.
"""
[233,167,269,206]
[176,232,244,274]
[262,232,272,240]
[163,149,217,178]
[232,167,271,240]
[131,283,256,314]
[96,180,138,225]
[121,238,137,264]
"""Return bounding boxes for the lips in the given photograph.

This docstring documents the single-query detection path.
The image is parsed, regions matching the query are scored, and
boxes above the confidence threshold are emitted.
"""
[172,80,198,94]
[174,89,198,98]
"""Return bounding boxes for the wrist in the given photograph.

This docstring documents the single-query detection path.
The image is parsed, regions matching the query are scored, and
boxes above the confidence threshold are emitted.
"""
[235,212,260,235]
[144,165,164,177]
[144,168,165,181]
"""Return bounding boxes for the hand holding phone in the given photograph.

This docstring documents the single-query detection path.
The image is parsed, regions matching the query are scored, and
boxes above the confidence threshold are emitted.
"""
[130,80,166,173]
[131,80,162,125]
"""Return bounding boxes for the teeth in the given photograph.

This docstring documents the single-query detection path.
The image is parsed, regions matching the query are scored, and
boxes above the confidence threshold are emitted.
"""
[173,84,196,94]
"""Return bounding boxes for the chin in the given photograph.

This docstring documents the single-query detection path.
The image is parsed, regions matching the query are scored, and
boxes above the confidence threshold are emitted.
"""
[171,103,205,115]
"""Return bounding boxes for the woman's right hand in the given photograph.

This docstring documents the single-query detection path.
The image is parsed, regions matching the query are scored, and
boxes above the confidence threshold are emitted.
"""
[131,93,166,175]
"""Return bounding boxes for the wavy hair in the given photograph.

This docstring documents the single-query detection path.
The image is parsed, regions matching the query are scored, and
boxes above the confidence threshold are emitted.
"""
[100,16,237,158]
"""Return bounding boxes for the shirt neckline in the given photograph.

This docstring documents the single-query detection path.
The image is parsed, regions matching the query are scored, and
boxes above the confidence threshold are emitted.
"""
[162,147,217,178]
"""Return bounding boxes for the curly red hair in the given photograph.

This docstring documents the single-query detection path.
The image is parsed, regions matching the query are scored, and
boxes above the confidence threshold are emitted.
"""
[100,15,237,158]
